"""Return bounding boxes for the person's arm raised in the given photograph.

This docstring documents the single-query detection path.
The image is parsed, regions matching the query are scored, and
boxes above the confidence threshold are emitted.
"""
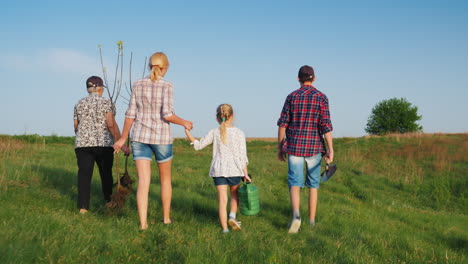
[185,128,196,143]
[165,114,193,130]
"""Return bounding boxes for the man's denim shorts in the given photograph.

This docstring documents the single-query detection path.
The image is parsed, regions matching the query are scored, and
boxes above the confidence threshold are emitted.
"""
[213,176,243,186]
[131,141,173,163]
[288,153,322,188]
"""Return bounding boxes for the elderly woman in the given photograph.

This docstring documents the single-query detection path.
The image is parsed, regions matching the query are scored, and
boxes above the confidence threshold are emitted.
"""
[73,76,129,214]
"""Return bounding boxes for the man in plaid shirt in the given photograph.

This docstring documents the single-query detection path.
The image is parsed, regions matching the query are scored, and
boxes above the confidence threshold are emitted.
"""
[277,65,334,234]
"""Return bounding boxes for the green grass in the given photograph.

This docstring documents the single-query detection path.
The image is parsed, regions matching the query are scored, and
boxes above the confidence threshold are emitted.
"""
[0,134,467,263]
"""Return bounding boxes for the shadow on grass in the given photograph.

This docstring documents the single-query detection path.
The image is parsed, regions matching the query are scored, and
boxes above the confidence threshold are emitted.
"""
[438,231,468,252]
[34,164,122,214]
[34,165,76,201]
[170,186,219,225]
[258,200,290,229]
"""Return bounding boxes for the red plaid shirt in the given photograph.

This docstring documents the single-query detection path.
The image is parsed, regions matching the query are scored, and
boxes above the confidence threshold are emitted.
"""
[277,85,333,157]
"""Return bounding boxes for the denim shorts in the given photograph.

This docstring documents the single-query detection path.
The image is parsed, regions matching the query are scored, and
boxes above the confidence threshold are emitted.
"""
[213,177,243,186]
[288,153,322,188]
[131,141,173,163]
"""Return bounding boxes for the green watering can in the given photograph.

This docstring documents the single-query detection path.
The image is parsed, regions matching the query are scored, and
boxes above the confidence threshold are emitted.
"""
[239,181,260,216]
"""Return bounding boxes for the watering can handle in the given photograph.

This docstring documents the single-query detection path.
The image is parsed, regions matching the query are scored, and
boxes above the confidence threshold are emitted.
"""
[242,181,253,190]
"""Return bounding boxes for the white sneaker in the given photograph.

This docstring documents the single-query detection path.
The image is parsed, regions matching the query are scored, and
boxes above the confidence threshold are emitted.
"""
[288,217,301,234]
[228,217,242,230]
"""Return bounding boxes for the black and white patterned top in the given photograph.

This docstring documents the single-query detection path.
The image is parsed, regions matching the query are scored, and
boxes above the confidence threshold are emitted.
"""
[74,93,114,148]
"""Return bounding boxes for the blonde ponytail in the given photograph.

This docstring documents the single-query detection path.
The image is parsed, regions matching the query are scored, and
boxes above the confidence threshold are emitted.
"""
[216,104,234,144]
[150,66,162,82]
[148,52,169,82]
[220,121,227,144]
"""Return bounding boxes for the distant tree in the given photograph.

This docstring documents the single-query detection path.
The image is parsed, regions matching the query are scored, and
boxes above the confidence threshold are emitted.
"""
[365,98,422,135]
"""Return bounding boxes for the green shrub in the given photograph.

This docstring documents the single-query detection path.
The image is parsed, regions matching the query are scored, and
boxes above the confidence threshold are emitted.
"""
[365,98,422,135]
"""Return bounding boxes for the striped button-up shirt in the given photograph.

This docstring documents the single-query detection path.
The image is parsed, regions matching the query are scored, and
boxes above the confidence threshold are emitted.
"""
[277,85,333,157]
[126,77,175,144]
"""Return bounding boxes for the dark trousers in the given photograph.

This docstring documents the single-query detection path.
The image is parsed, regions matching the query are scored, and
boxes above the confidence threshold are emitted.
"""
[75,147,114,210]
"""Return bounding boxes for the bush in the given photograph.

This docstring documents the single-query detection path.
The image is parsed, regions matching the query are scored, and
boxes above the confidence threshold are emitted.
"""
[365,98,422,135]
[11,134,75,145]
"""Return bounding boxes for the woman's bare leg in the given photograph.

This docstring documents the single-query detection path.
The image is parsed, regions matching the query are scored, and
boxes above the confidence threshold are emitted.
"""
[158,160,172,224]
[135,160,152,230]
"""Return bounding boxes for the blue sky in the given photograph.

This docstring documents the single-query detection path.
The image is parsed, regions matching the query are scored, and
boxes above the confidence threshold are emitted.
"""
[1,0,467,138]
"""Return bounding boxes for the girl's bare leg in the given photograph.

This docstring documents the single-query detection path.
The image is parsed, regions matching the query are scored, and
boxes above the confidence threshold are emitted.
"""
[216,185,229,230]
[229,184,240,214]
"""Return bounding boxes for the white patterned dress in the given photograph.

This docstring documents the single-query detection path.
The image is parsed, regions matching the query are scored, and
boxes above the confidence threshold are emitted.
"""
[192,127,249,177]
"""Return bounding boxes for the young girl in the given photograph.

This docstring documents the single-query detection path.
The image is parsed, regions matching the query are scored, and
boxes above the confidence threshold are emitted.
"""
[185,104,251,233]
[114,52,193,230]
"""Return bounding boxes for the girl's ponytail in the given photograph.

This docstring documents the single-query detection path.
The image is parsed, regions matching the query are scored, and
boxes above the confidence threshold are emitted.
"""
[148,52,169,82]
[216,104,234,144]
[220,118,227,144]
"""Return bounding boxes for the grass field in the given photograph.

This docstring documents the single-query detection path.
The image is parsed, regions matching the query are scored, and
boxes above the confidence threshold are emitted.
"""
[0,133,467,263]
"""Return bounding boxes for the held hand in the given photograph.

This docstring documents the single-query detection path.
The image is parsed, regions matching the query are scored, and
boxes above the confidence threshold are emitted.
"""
[324,151,334,164]
[113,138,125,154]
[244,174,252,182]
[277,150,287,162]
[121,144,131,156]
[183,120,193,130]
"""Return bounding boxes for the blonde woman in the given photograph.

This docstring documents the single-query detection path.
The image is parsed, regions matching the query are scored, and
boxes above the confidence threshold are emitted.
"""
[185,104,251,233]
[114,52,193,230]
